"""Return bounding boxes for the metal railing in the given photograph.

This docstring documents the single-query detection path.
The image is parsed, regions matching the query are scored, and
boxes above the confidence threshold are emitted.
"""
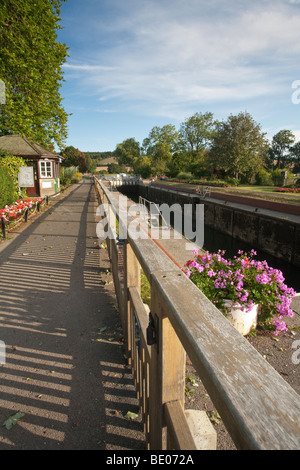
[0,196,49,239]
[138,195,169,230]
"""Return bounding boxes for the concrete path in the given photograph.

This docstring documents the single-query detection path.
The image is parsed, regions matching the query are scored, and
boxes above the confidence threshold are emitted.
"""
[0,181,145,450]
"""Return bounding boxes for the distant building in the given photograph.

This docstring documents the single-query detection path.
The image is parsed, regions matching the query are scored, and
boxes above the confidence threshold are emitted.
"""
[0,135,63,197]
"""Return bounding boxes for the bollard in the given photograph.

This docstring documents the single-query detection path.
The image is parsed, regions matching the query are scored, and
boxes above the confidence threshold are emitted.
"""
[1,217,6,239]
[24,207,29,222]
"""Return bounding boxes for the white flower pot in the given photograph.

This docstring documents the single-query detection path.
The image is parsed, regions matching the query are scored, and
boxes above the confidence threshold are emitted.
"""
[223,300,259,336]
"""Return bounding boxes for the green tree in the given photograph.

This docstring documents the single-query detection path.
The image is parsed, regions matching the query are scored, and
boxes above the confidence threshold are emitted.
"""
[134,155,152,178]
[175,112,216,175]
[61,146,88,173]
[289,141,300,173]
[142,125,179,175]
[86,155,97,174]
[209,112,268,181]
[107,162,127,174]
[179,112,216,153]
[0,0,69,149]
[115,138,141,168]
[268,130,296,170]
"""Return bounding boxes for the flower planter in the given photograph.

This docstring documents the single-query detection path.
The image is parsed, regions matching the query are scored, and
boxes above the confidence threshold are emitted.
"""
[223,300,259,336]
[185,249,296,336]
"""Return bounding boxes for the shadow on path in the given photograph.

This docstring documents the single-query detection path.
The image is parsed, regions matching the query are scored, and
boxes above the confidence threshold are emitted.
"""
[0,182,145,450]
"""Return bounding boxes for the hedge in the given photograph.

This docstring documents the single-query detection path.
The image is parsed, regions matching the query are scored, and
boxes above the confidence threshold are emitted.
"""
[0,166,16,208]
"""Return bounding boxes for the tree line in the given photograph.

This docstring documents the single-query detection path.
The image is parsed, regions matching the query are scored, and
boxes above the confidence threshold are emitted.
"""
[114,111,300,183]
[0,0,68,149]
[1,1,298,184]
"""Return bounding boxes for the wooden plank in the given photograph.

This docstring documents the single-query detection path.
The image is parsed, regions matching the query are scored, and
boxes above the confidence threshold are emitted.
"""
[148,290,186,449]
[129,237,178,281]
[128,286,151,362]
[152,270,300,450]
[110,239,124,325]
[123,242,140,360]
[164,401,197,450]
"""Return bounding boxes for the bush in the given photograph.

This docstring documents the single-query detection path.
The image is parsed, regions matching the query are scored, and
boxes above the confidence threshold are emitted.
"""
[63,166,78,179]
[177,172,193,181]
[60,175,71,186]
[255,169,273,186]
[71,172,82,183]
[225,177,240,186]
[138,164,152,179]
[191,167,210,178]
[0,152,27,197]
[60,166,78,186]
[271,169,289,186]
[0,166,15,208]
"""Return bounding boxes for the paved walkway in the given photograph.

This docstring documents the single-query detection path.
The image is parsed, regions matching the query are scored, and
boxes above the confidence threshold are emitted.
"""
[0,182,145,450]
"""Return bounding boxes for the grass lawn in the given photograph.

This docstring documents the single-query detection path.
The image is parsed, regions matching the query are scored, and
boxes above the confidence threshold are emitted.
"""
[141,268,151,305]
[213,185,300,204]
[237,185,279,192]
[154,181,300,205]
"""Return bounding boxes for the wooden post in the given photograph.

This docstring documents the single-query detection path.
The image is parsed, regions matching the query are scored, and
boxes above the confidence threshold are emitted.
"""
[123,241,140,361]
[148,278,186,449]
[1,217,6,239]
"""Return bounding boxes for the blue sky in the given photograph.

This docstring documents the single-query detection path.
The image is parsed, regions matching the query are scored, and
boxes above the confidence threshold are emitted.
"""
[57,0,300,152]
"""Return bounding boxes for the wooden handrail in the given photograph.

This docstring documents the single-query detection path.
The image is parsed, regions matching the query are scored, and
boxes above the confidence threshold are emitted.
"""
[94,177,300,450]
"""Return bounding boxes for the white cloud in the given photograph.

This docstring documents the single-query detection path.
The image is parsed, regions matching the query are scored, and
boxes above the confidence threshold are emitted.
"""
[62,0,300,121]
[63,64,116,72]
[293,130,300,142]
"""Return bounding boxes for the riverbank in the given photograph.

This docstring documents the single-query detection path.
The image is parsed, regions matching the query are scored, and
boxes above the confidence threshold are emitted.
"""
[150,180,300,206]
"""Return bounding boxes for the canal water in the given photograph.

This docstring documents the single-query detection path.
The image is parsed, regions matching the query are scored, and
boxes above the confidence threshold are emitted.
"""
[121,190,300,293]
[202,225,300,293]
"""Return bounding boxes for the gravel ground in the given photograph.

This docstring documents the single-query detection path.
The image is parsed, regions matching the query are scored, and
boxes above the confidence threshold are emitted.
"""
[184,315,300,450]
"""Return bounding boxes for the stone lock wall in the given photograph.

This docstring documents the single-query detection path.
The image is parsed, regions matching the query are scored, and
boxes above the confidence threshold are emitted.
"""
[119,184,300,268]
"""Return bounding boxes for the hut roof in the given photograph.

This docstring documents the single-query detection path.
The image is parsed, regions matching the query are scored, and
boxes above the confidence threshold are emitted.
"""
[0,135,61,159]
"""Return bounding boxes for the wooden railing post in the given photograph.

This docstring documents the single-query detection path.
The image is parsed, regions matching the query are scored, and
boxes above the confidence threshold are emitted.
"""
[123,241,140,361]
[148,282,186,449]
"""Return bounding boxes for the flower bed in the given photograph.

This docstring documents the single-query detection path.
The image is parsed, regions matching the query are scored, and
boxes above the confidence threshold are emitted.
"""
[184,249,296,336]
[0,198,44,231]
[275,187,300,193]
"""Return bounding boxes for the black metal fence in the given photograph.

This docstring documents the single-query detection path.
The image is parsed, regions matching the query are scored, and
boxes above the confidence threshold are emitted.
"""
[0,196,49,239]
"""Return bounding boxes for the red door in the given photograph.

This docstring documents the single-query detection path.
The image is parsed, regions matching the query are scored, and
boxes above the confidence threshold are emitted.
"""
[26,162,40,196]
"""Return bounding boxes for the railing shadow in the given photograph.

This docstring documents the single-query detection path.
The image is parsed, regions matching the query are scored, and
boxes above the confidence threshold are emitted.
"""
[0,182,145,449]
